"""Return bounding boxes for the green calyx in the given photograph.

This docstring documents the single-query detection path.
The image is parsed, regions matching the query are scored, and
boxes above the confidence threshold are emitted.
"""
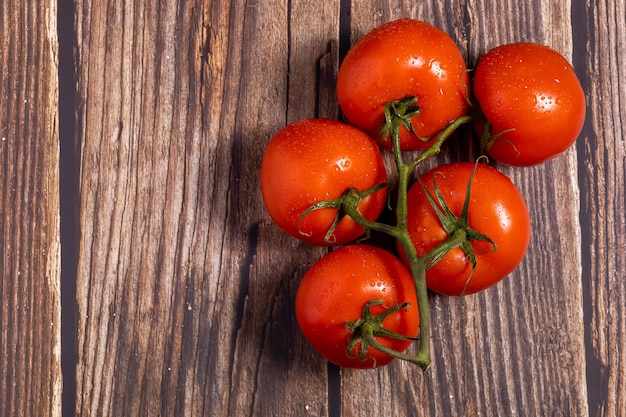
[418,160,497,271]
[297,182,390,244]
[478,117,518,156]
[379,96,422,143]
[345,300,418,367]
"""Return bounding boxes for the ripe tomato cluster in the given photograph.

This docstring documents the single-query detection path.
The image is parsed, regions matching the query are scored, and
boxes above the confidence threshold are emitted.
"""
[260,18,585,370]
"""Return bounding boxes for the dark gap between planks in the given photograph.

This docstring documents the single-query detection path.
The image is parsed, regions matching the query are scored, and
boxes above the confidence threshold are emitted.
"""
[571,4,605,416]
[58,0,79,415]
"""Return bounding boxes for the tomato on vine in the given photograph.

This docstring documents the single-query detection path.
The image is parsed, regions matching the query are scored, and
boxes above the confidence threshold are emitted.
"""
[473,42,586,166]
[260,118,388,246]
[399,162,531,296]
[336,18,470,151]
[260,17,577,371]
[295,244,419,368]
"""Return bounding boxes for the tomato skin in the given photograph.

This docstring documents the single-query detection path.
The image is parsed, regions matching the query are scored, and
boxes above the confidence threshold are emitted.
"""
[400,163,531,295]
[295,244,419,368]
[336,18,469,151]
[260,118,388,246]
[473,42,586,166]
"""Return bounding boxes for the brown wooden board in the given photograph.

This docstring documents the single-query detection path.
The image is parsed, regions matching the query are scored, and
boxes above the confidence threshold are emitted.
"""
[0,2,61,416]
[575,0,626,415]
[2,0,625,415]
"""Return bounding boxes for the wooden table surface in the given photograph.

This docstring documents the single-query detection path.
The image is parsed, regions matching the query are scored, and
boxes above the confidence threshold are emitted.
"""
[2,0,625,416]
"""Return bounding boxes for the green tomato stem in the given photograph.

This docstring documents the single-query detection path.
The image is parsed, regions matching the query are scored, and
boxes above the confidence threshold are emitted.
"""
[389,120,432,370]
[407,113,478,171]
[361,331,424,367]
[340,102,480,370]
[396,232,431,369]
[311,97,480,370]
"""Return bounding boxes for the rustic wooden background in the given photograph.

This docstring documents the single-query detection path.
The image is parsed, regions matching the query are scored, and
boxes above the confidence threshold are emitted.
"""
[1,0,625,416]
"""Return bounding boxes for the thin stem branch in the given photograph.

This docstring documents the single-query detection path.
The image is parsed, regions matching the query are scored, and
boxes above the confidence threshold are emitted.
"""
[316,98,478,370]
[408,113,478,171]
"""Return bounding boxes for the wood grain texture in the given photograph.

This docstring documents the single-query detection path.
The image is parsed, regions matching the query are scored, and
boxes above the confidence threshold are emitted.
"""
[0,2,61,417]
[342,1,588,416]
[73,0,339,415]
[73,0,215,414]
[42,0,625,416]
[70,1,623,416]
[574,0,626,416]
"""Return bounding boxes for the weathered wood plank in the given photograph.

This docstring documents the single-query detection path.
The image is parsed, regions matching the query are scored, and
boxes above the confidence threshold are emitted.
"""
[0,2,61,417]
[68,0,624,416]
[574,0,626,415]
[73,0,340,415]
[73,0,221,414]
[340,1,588,416]
[219,1,342,416]
[73,0,211,414]
[239,3,344,417]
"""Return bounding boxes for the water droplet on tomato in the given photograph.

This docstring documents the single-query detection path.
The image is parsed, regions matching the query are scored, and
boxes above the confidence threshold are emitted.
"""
[409,56,425,67]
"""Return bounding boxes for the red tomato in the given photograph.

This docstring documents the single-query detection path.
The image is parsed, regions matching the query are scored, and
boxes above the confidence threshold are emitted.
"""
[400,163,530,295]
[336,18,470,151]
[260,118,388,246]
[295,244,419,368]
[473,42,586,166]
